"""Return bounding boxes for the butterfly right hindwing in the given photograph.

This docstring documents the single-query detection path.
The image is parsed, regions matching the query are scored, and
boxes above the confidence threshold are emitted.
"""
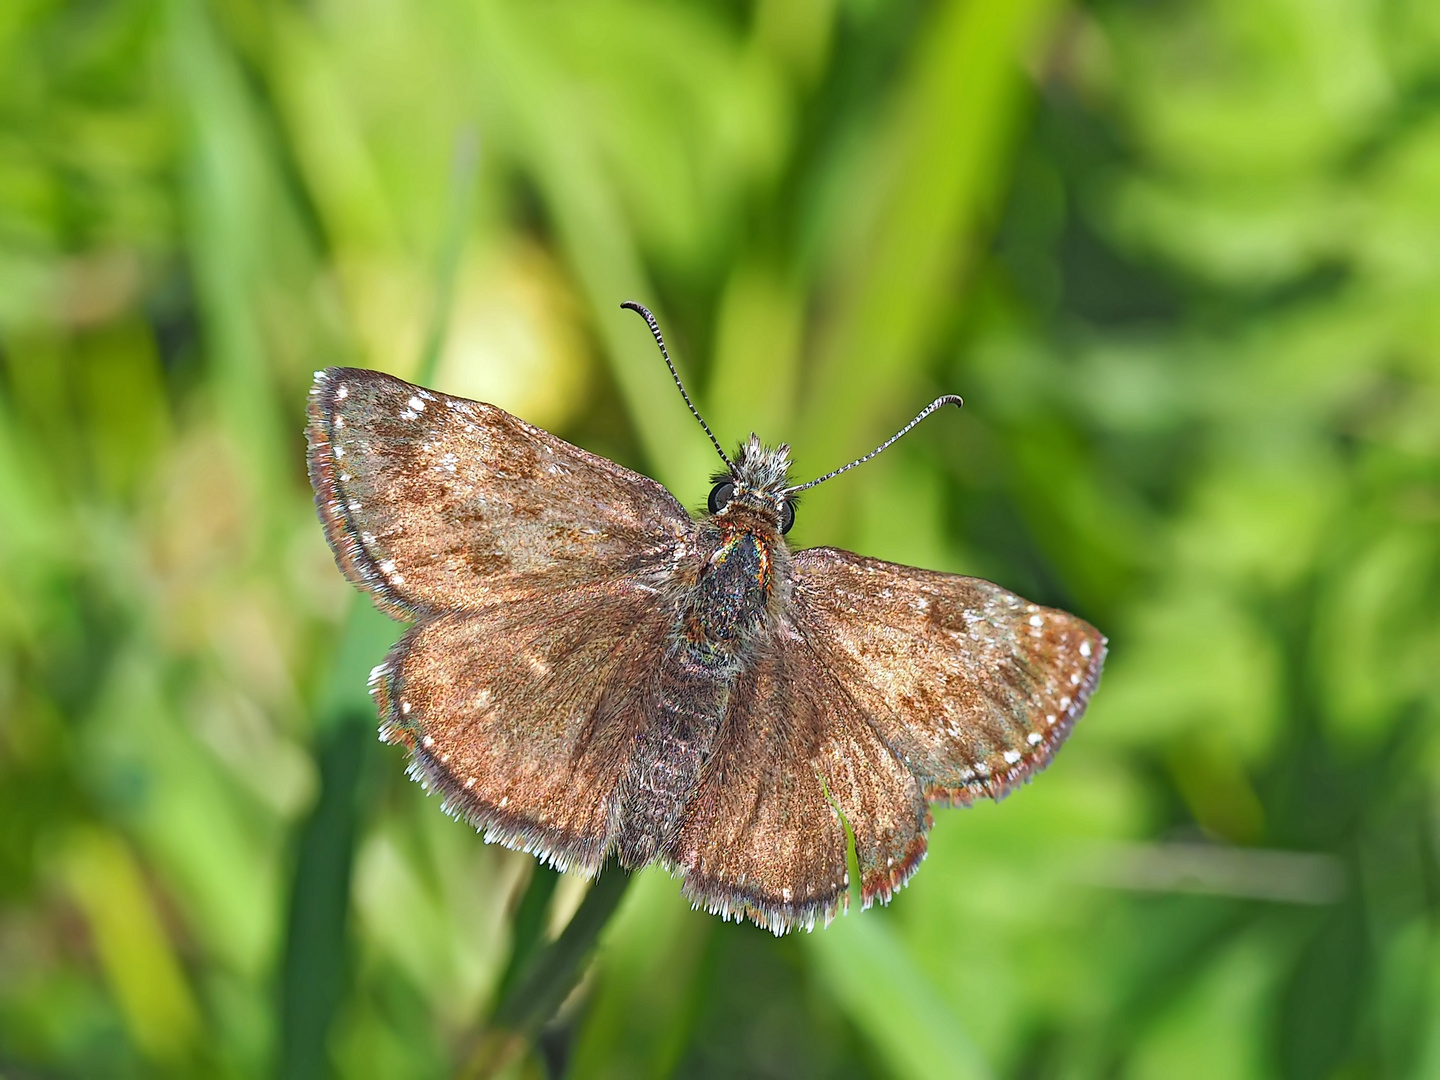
[666,627,931,930]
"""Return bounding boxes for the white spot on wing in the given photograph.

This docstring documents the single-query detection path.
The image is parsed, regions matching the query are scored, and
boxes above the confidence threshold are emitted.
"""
[408,395,425,412]
[1004,749,1022,764]
[336,384,348,400]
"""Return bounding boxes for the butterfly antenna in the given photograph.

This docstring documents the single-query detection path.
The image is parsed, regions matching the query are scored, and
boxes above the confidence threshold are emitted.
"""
[786,394,963,494]
[622,301,734,472]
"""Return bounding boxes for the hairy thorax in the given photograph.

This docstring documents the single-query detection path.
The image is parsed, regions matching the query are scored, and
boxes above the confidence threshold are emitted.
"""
[681,509,786,666]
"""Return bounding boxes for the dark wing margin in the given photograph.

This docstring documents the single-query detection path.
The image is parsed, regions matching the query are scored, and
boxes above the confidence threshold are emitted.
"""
[306,367,695,619]
[375,580,674,876]
[791,547,1106,807]
[664,634,929,934]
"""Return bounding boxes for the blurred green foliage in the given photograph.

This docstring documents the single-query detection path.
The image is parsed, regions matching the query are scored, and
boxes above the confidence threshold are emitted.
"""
[2,0,1438,1077]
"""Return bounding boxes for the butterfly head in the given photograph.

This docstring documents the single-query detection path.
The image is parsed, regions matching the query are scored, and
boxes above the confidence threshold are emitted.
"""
[708,434,796,534]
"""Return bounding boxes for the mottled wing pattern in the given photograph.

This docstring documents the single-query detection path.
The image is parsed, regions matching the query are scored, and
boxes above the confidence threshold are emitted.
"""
[306,367,694,618]
[376,579,677,875]
[791,548,1106,806]
[666,633,929,930]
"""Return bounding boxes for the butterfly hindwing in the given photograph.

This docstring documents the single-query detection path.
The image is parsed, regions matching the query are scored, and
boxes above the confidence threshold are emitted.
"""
[376,579,679,876]
[666,633,930,930]
[663,642,849,932]
[306,367,695,618]
[790,547,1106,806]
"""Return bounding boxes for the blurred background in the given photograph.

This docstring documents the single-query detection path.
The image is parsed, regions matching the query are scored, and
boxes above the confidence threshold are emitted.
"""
[2,0,1439,1077]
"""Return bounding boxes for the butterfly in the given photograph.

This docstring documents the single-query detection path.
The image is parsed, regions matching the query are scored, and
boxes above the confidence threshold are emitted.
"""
[305,301,1105,935]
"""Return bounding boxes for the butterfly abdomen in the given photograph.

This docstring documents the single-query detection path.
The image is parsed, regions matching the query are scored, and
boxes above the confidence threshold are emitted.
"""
[614,649,730,867]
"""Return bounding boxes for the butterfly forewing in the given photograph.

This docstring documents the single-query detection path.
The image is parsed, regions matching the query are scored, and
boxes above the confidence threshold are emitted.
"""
[306,367,694,617]
[790,548,1106,805]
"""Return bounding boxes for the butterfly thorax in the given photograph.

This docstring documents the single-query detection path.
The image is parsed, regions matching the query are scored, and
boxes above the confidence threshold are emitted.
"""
[682,513,784,661]
[675,435,795,663]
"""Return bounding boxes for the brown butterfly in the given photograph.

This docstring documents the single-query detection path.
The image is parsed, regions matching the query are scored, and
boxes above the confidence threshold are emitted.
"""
[305,301,1105,934]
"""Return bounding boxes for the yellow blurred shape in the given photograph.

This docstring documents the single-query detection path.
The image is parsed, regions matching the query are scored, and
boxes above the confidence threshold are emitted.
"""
[1167,735,1266,845]
[61,828,202,1064]
[345,238,590,429]
[437,240,591,430]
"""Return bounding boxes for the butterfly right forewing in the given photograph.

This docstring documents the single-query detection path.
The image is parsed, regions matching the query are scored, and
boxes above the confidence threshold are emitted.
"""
[790,547,1106,805]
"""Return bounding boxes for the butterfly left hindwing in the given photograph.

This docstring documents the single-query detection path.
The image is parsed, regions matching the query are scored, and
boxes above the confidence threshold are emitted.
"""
[378,578,679,875]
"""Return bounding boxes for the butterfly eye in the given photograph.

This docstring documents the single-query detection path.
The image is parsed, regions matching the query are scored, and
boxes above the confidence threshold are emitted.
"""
[708,480,736,515]
[778,499,795,534]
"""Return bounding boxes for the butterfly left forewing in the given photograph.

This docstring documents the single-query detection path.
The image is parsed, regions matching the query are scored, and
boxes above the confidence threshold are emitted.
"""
[790,547,1106,805]
[306,367,694,619]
